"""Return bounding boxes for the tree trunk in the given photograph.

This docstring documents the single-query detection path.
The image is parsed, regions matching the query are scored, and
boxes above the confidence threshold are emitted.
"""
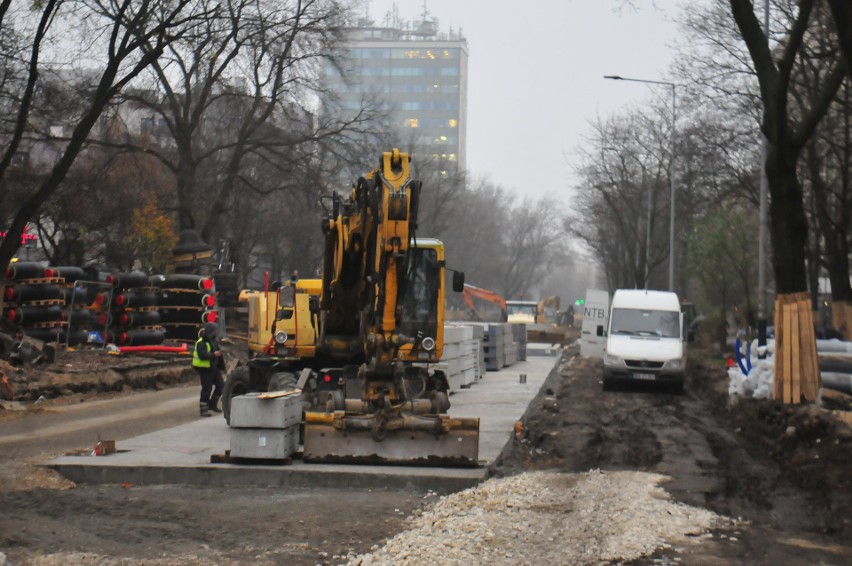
[766,146,809,294]
[806,140,852,305]
[176,160,197,231]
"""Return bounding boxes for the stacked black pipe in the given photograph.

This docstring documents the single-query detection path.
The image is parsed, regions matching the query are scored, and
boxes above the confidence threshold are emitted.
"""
[150,274,218,342]
[100,271,165,346]
[52,266,99,346]
[2,262,88,345]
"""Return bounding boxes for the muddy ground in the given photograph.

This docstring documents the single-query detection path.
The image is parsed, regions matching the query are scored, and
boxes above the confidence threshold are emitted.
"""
[493,350,852,564]
[1,346,852,565]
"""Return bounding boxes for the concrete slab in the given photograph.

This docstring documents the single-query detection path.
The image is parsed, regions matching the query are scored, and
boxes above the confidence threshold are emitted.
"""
[50,355,559,493]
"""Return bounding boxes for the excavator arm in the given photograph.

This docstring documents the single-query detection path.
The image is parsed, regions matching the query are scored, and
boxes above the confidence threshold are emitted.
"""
[318,150,424,367]
[462,284,508,322]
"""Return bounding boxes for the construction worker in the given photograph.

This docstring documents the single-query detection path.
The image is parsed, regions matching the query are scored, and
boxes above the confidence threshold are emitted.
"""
[192,323,224,417]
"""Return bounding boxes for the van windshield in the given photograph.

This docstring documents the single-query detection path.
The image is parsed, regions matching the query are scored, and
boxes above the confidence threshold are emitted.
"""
[610,308,680,338]
[507,303,537,317]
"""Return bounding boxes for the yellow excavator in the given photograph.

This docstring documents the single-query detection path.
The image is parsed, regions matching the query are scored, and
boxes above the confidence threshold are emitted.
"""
[226,149,479,466]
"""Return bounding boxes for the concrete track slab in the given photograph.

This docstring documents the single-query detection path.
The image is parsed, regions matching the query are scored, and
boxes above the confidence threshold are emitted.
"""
[49,355,560,492]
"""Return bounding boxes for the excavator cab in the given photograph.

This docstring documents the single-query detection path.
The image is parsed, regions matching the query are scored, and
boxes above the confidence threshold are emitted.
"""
[398,239,443,363]
[276,285,295,320]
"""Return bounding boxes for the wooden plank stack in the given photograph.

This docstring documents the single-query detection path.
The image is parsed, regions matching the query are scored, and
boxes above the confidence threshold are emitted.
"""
[774,292,821,404]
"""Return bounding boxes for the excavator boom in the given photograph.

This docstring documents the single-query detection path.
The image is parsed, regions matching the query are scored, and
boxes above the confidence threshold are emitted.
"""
[462,283,507,322]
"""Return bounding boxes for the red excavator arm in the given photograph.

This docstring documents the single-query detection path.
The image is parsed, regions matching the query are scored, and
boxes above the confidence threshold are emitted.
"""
[462,284,507,322]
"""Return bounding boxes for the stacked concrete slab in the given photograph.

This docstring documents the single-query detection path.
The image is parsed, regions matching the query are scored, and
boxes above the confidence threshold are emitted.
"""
[475,323,514,370]
[466,323,486,379]
[418,322,527,391]
[228,392,301,460]
[512,323,528,361]
[527,342,561,357]
[442,325,480,390]
[415,324,479,392]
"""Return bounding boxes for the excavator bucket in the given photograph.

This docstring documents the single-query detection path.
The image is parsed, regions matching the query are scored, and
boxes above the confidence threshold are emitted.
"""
[303,412,480,467]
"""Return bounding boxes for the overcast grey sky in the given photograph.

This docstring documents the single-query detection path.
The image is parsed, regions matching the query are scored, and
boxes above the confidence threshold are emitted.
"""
[362,0,687,203]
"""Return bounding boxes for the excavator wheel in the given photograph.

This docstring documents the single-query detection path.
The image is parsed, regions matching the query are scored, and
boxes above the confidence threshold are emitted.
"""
[319,389,345,412]
[429,390,450,413]
[267,371,298,392]
[402,372,428,399]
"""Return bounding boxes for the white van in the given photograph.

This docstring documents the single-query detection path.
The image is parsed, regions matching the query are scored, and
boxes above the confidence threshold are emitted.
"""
[600,289,688,393]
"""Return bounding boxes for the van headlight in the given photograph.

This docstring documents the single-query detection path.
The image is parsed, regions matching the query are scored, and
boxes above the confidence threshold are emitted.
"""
[664,358,684,370]
[604,353,623,366]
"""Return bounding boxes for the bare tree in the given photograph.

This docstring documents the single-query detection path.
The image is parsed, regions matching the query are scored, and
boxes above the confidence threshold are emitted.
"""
[410,151,466,240]
[687,206,758,347]
[436,177,507,291]
[496,197,566,299]
[0,0,205,273]
[114,0,386,246]
[727,0,845,294]
[797,15,852,307]
[569,107,681,291]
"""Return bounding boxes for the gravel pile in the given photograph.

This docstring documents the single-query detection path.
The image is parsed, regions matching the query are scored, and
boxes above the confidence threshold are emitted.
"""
[345,470,731,566]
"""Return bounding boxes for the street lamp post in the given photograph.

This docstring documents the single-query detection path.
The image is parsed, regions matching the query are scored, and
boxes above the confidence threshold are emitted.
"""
[757,0,770,357]
[604,75,677,293]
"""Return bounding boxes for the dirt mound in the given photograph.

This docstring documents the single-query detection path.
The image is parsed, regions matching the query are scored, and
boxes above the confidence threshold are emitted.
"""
[720,396,852,533]
[0,349,196,404]
[686,351,852,536]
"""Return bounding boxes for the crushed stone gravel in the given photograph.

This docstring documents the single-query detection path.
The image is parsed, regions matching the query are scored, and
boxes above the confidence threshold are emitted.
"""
[345,469,732,566]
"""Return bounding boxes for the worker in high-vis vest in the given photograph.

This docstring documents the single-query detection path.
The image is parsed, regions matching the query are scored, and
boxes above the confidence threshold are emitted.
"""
[192,323,224,417]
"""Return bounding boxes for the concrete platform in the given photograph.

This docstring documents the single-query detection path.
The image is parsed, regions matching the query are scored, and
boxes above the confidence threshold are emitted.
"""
[50,355,560,493]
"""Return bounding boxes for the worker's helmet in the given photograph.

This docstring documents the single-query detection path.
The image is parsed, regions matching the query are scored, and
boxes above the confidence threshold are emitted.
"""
[203,323,218,338]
